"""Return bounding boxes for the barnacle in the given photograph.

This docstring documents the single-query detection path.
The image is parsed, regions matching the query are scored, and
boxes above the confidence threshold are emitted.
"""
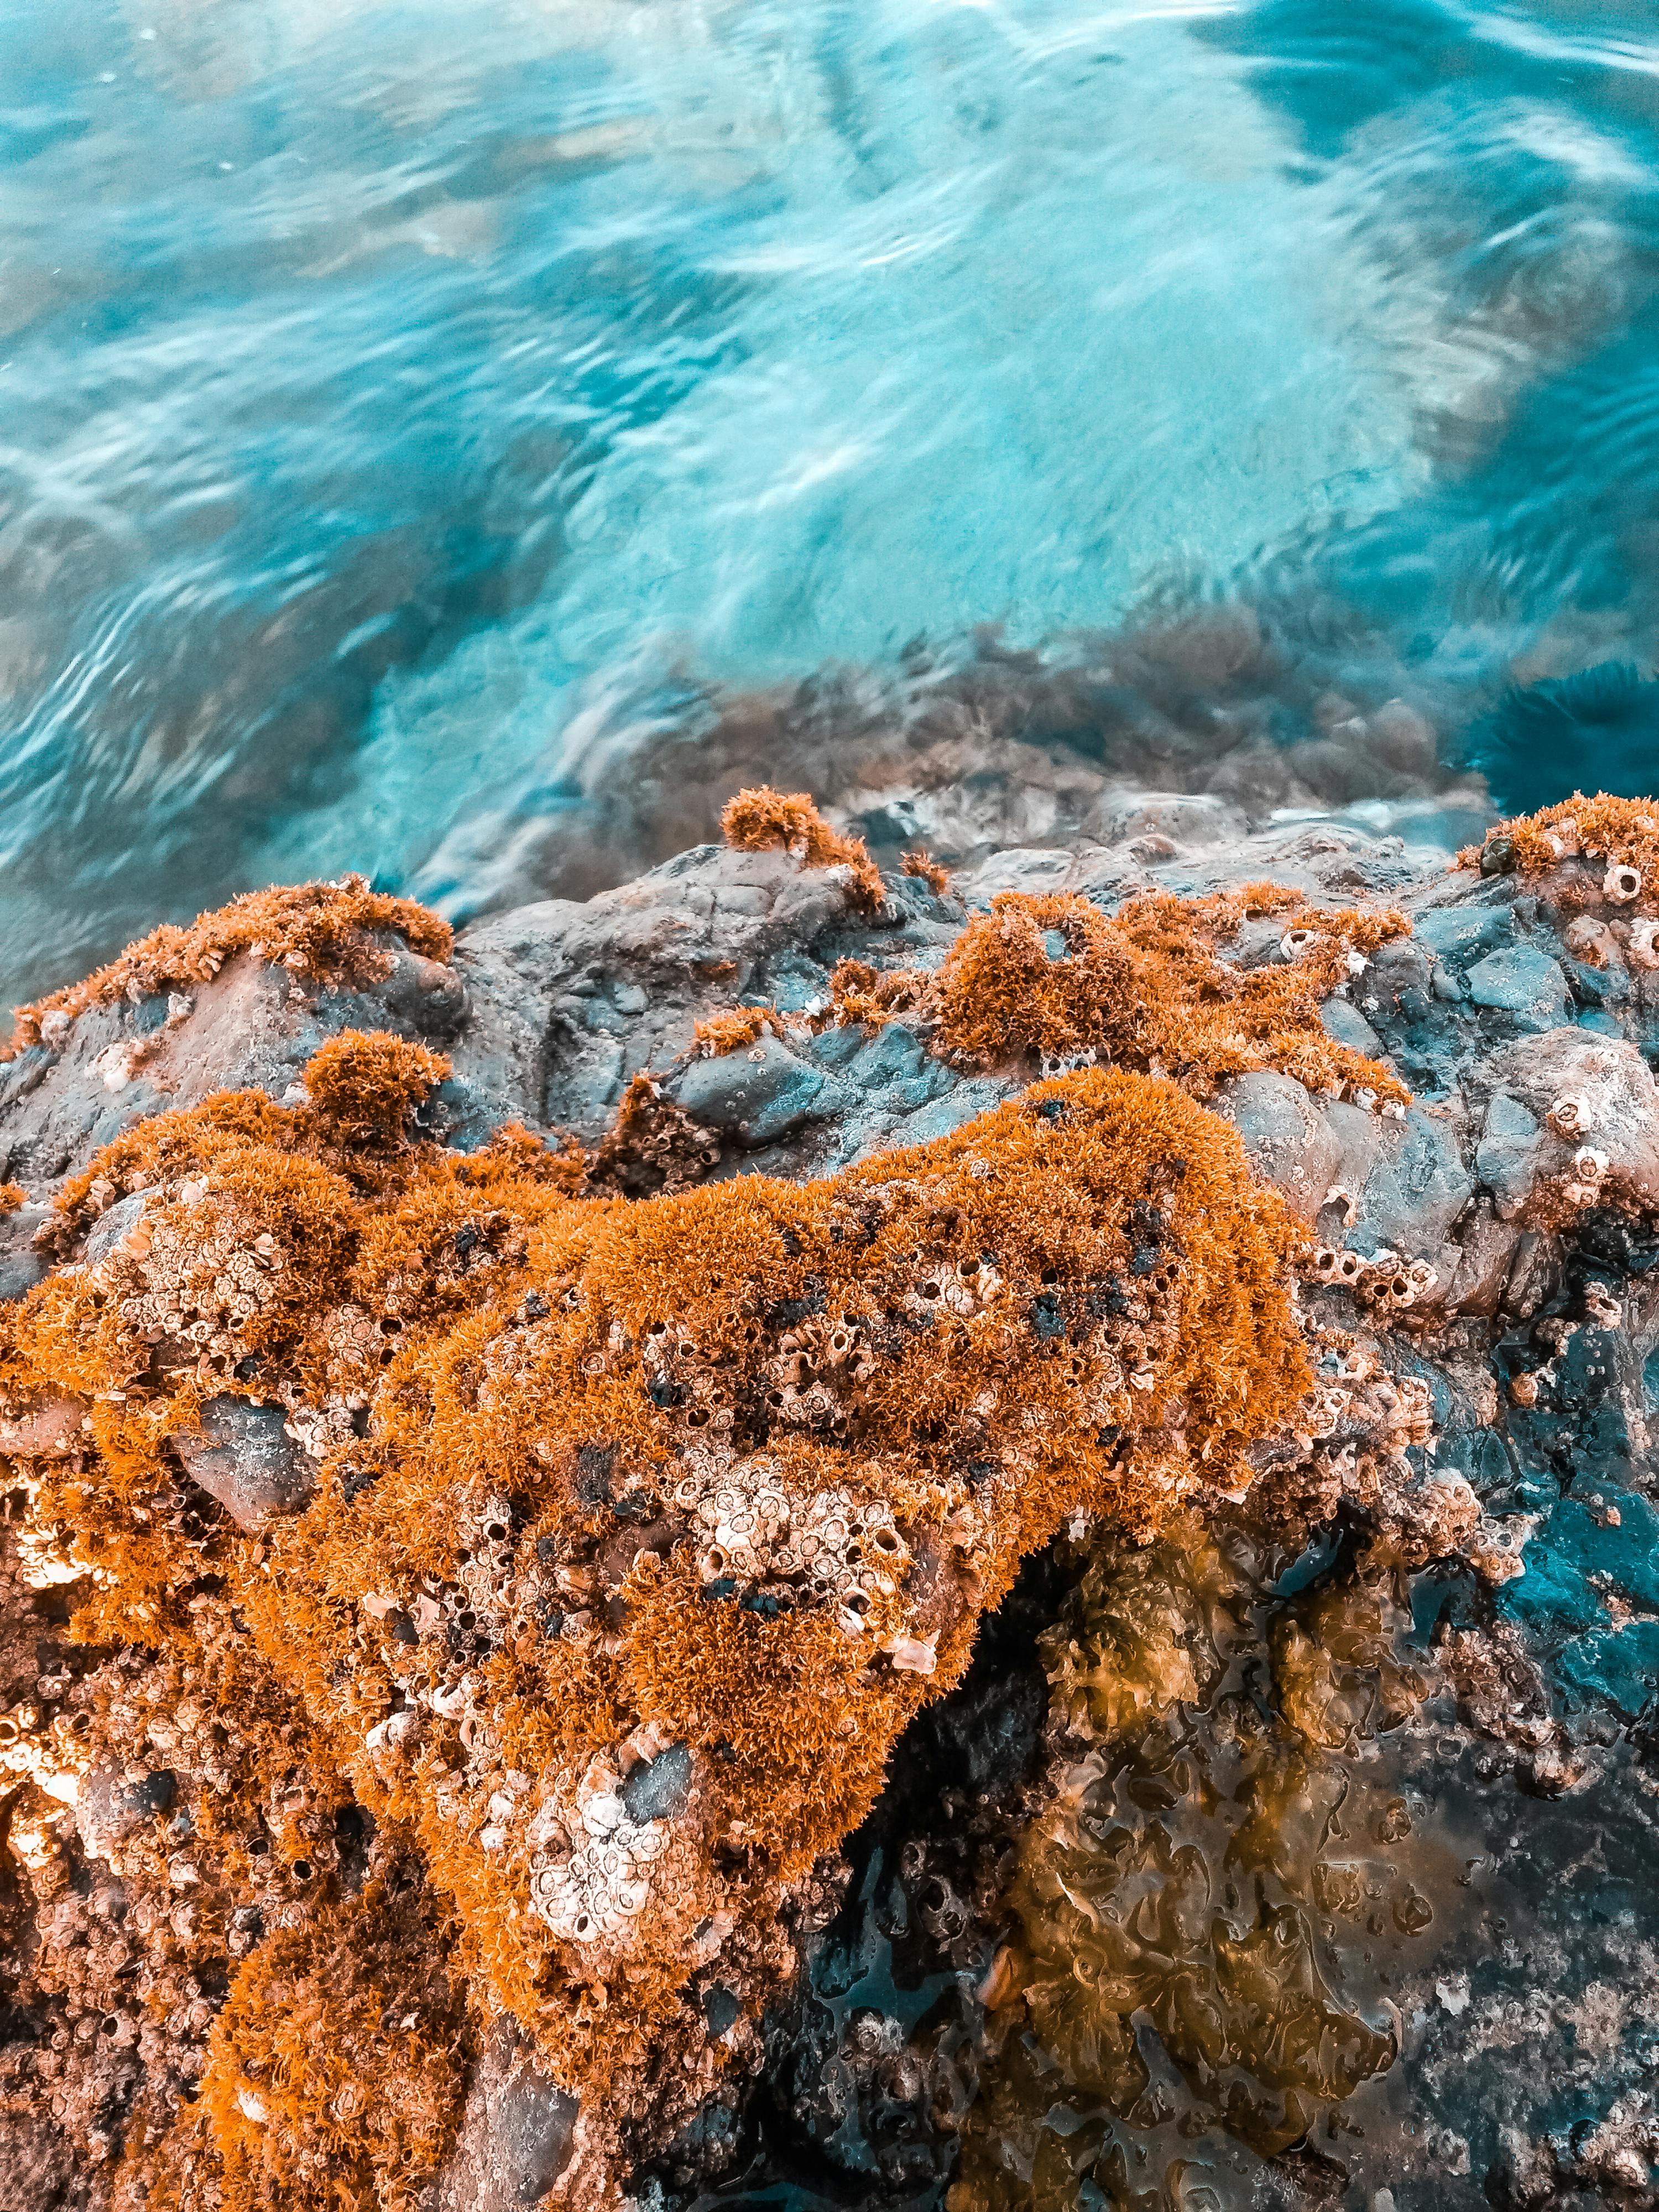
[580,1072,721,1196]
[3,875,451,1061]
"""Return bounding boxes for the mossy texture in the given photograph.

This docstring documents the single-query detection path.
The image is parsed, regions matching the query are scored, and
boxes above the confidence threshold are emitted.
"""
[6,1003,1312,2201]
[1465,791,1659,907]
[831,884,1410,1107]
[3,875,451,1060]
[720,784,886,911]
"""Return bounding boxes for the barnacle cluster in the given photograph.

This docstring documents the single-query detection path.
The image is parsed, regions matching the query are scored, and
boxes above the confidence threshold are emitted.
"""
[1307,1242,1439,1310]
[1,997,1313,2202]
[580,1072,722,1196]
[3,876,452,1061]
[950,1517,1447,2210]
[825,883,1411,1107]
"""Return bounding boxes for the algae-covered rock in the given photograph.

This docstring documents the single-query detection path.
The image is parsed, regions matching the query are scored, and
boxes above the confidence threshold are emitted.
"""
[7,787,1659,2212]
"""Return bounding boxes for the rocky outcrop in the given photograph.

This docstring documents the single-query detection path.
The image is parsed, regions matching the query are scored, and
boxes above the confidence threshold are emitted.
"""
[4,791,1659,2212]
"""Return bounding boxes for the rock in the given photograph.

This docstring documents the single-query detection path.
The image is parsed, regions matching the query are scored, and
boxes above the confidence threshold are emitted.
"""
[671,1035,844,1148]
[0,1202,50,1301]
[1442,1199,1522,1317]
[1412,901,1515,964]
[83,1191,149,1266]
[622,1743,692,1824]
[432,2020,578,2212]
[1352,1107,1474,1260]
[1465,943,1571,1029]
[0,929,497,1193]
[1474,1091,1543,1219]
[1087,791,1249,851]
[1217,1072,1342,1222]
[1319,997,1385,1056]
[0,1397,88,1458]
[1488,1027,1659,1212]
[170,1398,314,1531]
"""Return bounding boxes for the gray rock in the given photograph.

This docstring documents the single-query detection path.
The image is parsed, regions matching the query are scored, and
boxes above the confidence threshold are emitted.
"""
[1088,791,1249,851]
[898,1080,1012,1148]
[0,1202,50,1302]
[0,1397,88,1457]
[1465,943,1570,1029]
[1218,1072,1342,1223]
[1318,998,1385,1056]
[1352,1106,1474,1260]
[1412,902,1515,963]
[1442,1198,1524,1317]
[432,2020,578,2211]
[1475,1091,1543,1220]
[1486,1027,1659,1213]
[83,1190,149,1267]
[374,946,468,1037]
[171,1397,314,1531]
[622,1743,692,1824]
[672,1036,845,1148]
[833,1022,954,1113]
[0,925,494,1193]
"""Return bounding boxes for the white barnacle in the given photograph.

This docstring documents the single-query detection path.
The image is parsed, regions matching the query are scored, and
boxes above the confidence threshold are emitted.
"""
[1548,1094,1590,1138]
[1604,862,1642,904]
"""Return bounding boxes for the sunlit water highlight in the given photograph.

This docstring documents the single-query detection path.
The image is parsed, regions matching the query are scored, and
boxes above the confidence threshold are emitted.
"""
[7,0,1659,1005]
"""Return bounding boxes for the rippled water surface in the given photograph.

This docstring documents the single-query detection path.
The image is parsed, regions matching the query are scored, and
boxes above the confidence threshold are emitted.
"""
[8,0,1659,1004]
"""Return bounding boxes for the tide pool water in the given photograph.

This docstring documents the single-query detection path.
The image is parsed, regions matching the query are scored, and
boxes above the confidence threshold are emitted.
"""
[6,0,1659,1006]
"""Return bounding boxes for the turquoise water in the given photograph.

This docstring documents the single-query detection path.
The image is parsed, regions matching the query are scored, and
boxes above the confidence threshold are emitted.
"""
[7,0,1659,1005]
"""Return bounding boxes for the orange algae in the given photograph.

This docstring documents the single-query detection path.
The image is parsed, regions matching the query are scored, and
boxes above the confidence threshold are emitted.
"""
[191,1873,468,2212]
[833,886,1410,1107]
[1463,790,1659,898]
[719,785,885,911]
[3,874,453,1060]
[0,1182,23,1213]
[691,1005,783,1057]
[900,849,952,896]
[4,1021,1314,2198]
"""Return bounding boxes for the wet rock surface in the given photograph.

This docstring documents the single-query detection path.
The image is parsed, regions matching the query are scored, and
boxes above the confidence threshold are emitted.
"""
[169,1396,315,1533]
[4,793,1659,2210]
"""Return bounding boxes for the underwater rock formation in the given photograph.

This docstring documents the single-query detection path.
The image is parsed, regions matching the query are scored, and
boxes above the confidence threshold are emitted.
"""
[3,789,1659,2210]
